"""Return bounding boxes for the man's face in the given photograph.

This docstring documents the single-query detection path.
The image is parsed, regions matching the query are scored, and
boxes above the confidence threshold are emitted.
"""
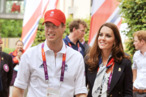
[45,22,65,43]
[133,36,143,50]
[75,24,86,40]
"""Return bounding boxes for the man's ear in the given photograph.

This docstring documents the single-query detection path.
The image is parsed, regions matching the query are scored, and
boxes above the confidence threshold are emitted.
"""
[141,39,146,44]
[73,27,76,32]
[63,24,66,29]
[62,25,66,33]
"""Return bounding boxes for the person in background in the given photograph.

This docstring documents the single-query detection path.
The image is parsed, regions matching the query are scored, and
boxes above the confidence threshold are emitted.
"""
[85,23,133,97]
[9,40,24,86]
[63,19,87,57]
[80,36,90,57]
[9,40,24,97]
[132,30,146,97]
[12,9,87,97]
[0,35,13,97]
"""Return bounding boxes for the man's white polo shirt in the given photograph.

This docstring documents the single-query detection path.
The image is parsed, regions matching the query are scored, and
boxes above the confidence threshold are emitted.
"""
[132,50,146,89]
[14,41,87,97]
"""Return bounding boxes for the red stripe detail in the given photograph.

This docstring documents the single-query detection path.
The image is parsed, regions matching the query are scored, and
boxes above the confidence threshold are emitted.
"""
[21,1,42,40]
[88,16,96,44]
[43,0,58,16]
[24,29,37,50]
[117,18,122,29]
[43,0,50,15]
[55,0,59,8]
[89,0,119,44]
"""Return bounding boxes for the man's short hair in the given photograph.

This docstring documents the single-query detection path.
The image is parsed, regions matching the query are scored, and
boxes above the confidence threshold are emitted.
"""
[69,19,87,32]
[133,30,146,42]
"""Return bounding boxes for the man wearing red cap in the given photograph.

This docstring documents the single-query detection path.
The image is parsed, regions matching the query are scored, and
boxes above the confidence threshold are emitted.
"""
[12,9,87,97]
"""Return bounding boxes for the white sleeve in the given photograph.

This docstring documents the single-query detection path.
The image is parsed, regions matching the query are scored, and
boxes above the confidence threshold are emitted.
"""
[132,53,137,69]
[74,56,87,95]
[14,53,30,89]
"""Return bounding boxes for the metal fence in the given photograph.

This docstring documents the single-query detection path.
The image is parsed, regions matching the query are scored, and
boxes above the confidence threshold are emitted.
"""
[1,37,20,49]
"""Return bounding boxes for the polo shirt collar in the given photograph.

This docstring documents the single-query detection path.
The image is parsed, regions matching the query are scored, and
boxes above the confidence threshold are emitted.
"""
[65,36,71,43]
[137,50,146,56]
[144,52,146,56]
[65,36,80,45]
[44,40,66,54]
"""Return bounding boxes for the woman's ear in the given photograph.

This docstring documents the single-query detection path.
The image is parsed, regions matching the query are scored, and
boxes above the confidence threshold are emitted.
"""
[113,42,116,48]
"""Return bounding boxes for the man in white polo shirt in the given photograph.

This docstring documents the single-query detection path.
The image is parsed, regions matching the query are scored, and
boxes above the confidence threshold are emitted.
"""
[132,30,146,97]
[12,9,87,97]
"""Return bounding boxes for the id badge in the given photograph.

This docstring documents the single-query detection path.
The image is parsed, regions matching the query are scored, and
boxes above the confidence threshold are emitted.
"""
[47,87,60,97]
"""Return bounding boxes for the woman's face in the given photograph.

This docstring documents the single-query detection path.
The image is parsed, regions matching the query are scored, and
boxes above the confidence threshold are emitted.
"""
[16,41,23,52]
[98,26,115,51]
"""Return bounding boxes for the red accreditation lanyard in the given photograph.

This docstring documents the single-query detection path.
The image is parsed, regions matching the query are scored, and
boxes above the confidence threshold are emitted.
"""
[97,57,115,90]
[97,58,114,72]
[68,42,80,52]
[41,43,66,82]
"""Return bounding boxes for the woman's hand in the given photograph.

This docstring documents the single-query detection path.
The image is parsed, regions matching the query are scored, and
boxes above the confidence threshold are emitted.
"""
[17,50,23,59]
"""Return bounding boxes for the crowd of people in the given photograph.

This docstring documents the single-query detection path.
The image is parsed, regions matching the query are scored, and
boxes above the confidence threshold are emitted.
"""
[0,9,146,97]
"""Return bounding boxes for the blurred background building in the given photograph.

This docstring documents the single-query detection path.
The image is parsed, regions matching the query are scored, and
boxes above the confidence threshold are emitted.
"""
[0,0,92,49]
[0,0,92,20]
[0,0,24,19]
[0,0,126,50]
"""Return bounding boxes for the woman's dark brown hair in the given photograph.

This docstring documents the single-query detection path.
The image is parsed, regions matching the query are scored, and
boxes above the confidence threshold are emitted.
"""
[86,23,127,71]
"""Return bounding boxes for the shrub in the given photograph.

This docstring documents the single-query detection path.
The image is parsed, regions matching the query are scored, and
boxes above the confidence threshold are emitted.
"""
[32,17,91,46]
[120,0,146,56]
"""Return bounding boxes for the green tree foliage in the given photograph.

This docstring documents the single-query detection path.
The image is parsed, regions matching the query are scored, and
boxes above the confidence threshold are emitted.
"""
[0,19,23,37]
[120,0,146,56]
[32,18,91,46]
[2,48,15,53]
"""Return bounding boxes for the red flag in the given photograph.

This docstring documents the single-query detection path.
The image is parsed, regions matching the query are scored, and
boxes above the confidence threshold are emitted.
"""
[89,0,122,45]
[21,0,58,50]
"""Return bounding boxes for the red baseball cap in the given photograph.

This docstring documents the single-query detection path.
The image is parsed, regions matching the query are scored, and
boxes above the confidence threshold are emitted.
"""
[43,9,66,26]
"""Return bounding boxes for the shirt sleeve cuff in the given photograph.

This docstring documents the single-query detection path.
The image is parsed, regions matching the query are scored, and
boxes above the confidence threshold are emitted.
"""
[14,80,27,90]
[75,87,88,95]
